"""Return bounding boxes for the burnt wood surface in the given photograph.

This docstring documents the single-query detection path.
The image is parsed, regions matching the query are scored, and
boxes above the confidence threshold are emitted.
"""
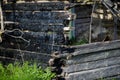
[3,2,65,11]
[61,40,120,80]
[0,1,71,65]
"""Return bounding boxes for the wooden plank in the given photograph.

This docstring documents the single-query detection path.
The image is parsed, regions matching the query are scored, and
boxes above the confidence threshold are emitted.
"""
[3,2,65,10]
[0,41,51,53]
[75,5,92,12]
[2,31,58,43]
[0,39,62,53]
[7,0,69,3]
[64,41,120,65]
[0,21,18,24]
[4,11,71,20]
[75,18,90,24]
[75,6,91,19]
[0,47,51,64]
[17,24,64,32]
[72,40,120,55]
[4,23,64,32]
[75,23,90,28]
[64,56,120,73]
[1,31,64,53]
[66,49,120,65]
[14,19,63,24]
[76,15,90,19]
[66,65,120,80]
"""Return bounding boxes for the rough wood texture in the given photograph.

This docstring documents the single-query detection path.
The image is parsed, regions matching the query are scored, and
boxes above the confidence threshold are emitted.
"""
[0,0,72,65]
[64,56,120,73]
[0,47,50,65]
[4,11,71,20]
[66,40,120,65]
[17,24,64,32]
[3,2,65,10]
[9,19,63,24]
[62,40,120,80]
[1,31,65,53]
[72,40,120,54]
[66,49,120,65]
[1,0,70,55]
[66,65,120,80]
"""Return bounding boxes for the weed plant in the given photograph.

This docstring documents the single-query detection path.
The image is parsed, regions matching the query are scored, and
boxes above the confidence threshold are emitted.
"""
[0,62,55,80]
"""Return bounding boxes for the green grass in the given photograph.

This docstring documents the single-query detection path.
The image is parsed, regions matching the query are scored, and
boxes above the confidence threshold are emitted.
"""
[0,62,55,80]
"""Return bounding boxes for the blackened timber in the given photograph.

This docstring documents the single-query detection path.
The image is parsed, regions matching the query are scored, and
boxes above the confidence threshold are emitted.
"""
[64,40,120,65]
[1,31,64,53]
[67,65,120,80]
[64,56,120,73]
[2,31,58,43]
[75,6,91,19]
[76,12,91,19]
[9,19,64,24]
[4,23,64,32]
[0,46,51,64]
[0,41,43,53]
[72,40,120,55]
[3,2,65,11]
[4,11,72,20]
[0,41,63,53]
[17,24,64,32]
[75,18,91,24]
[66,49,120,65]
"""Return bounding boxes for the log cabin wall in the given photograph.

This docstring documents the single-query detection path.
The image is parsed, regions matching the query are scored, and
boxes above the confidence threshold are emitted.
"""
[0,0,70,64]
[63,40,120,80]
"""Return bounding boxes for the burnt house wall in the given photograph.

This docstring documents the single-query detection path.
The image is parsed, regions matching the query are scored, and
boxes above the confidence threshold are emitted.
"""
[0,0,70,64]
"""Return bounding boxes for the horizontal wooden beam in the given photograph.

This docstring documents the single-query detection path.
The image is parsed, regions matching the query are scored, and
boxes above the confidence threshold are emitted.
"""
[14,19,63,24]
[16,24,64,32]
[66,48,120,65]
[64,56,120,73]
[71,40,120,55]
[66,64,120,80]
[3,2,65,10]
[4,11,73,20]
[1,30,65,53]
[0,21,18,24]
[0,46,51,64]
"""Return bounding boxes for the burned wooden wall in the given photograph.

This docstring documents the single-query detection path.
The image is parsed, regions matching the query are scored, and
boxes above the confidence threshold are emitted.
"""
[61,40,120,80]
[0,0,71,64]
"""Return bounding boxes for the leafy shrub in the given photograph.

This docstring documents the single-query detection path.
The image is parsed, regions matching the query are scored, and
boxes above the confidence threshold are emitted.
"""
[0,62,55,80]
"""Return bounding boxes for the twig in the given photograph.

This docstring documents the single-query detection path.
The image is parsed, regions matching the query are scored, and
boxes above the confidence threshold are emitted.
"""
[4,29,30,46]
[89,1,96,43]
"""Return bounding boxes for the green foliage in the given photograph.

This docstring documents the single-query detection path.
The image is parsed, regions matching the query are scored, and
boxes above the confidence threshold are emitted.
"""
[0,62,55,80]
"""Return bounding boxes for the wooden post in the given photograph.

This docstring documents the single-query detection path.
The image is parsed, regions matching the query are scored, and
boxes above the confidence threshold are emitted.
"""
[0,1,4,32]
[113,16,118,40]
[0,1,4,42]
[89,1,96,43]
